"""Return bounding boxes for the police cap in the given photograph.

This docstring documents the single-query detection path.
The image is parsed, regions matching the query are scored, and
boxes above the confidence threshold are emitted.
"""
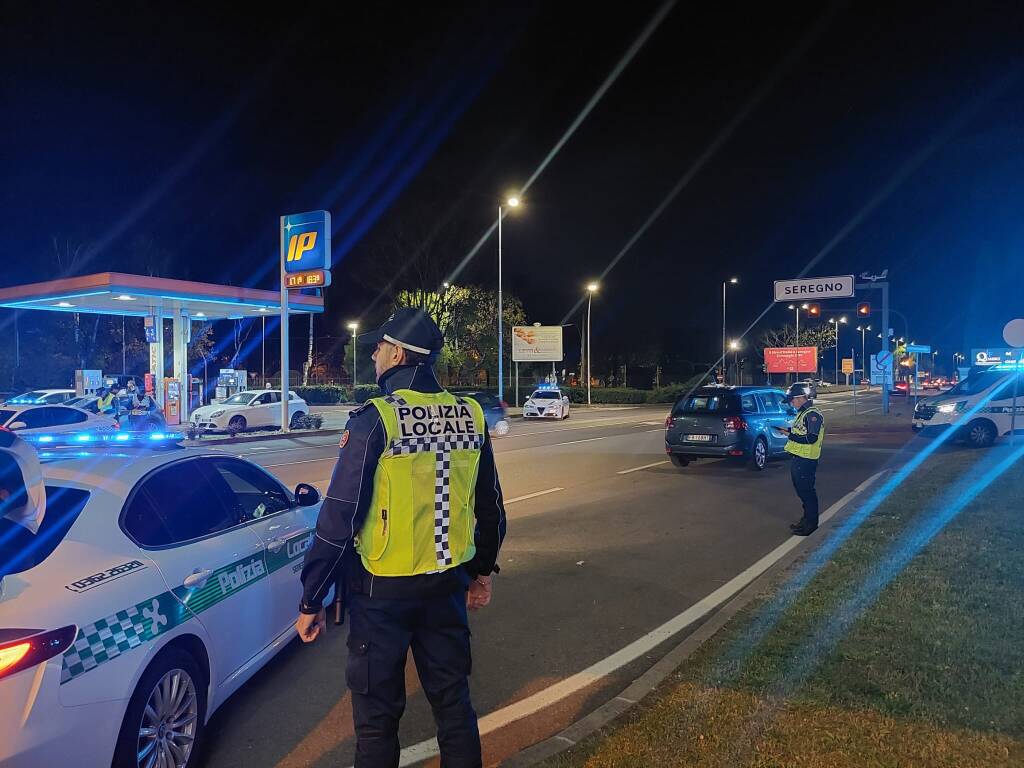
[357,308,444,356]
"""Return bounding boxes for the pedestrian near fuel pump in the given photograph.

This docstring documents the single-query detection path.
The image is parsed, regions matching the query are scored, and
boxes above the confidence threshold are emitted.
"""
[783,382,825,536]
[296,308,507,768]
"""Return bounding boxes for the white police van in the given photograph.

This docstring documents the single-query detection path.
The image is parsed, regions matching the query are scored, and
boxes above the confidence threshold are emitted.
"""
[913,366,1024,447]
[0,429,323,767]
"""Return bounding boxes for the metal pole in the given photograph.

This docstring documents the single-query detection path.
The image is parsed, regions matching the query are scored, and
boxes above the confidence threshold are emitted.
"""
[497,205,504,404]
[794,306,800,385]
[1011,351,1021,447]
[122,316,126,375]
[587,292,593,406]
[515,361,519,408]
[834,324,839,386]
[881,283,890,415]
[721,281,727,384]
[353,335,357,389]
[280,217,290,433]
[262,315,266,385]
[861,328,866,385]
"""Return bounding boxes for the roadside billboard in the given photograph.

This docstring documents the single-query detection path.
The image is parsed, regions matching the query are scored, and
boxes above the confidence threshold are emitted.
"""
[512,325,563,362]
[764,346,818,374]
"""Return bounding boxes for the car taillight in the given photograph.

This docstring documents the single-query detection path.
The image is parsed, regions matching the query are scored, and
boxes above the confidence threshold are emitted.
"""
[665,416,674,428]
[0,625,77,681]
[722,416,747,431]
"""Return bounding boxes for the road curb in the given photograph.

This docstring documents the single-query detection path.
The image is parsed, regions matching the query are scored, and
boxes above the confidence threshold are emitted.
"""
[180,428,344,447]
[501,468,891,768]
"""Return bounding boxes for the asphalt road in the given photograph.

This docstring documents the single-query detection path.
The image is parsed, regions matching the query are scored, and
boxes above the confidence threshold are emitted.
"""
[198,391,903,768]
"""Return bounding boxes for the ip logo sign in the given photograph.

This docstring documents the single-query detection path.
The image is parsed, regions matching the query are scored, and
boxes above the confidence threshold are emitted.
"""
[281,210,331,274]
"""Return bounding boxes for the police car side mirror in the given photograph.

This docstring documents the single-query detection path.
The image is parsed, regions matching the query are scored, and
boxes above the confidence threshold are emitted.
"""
[8,422,26,431]
[294,483,320,507]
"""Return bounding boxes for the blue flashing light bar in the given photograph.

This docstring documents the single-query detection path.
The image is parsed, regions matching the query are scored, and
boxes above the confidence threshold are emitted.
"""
[22,431,180,448]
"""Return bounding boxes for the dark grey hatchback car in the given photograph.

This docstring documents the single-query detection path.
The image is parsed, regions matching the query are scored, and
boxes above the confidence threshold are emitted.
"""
[664,385,795,470]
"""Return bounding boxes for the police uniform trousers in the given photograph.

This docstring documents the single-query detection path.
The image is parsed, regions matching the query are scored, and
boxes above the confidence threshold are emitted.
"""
[790,455,819,528]
[346,590,481,768]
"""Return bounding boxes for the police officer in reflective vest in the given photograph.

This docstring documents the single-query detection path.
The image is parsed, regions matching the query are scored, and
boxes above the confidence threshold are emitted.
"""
[783,382,825,536]
[296,308,507,768]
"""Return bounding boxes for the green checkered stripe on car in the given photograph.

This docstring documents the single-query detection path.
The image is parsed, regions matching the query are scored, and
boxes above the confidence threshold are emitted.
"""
[61,592,186,684]
[61,531,313,685]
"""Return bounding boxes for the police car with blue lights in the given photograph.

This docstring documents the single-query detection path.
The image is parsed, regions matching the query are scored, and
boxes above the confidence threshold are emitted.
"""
[912,365,1024,448]
[0,428,324,768]
[522,388,571,419]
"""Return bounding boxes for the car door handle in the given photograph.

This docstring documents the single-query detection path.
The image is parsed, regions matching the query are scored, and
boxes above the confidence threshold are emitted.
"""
[266,538,287,554]
[183,569,213,588]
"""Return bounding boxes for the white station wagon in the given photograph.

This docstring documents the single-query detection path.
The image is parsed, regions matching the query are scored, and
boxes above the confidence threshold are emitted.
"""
[0,431,323,768]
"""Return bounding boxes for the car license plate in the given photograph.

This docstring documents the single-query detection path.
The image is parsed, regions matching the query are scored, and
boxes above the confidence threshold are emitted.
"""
[686,434,712,442]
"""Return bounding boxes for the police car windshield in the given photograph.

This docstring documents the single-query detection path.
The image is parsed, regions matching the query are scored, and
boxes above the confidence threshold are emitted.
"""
[945,371,1011,396]
[0,409,15,424]
[531,391,560,400]
[223,393,256,405]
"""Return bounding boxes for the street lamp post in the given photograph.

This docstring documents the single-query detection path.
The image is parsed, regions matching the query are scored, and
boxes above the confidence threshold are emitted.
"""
[722,277,738,383]
[347,322,359,389]
[586,283,599,405]
[729,339,741,384]
[496,196,520,401]
[829,316,848,385]
[856,325,871,381]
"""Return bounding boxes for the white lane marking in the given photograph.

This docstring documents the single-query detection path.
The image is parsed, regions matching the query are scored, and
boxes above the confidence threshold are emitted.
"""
[384,469,887,768]
[617,460,669,474]
[250,446,270,450]
[504,415,666,438]
[555,436,606,446]
[640,421,664,426]
[263,457,335,468]
[859,407,882,414]
[505,487,565,505]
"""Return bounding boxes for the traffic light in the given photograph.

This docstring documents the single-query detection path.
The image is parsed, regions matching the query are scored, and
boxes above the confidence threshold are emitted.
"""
[807,303,821,318]
[857,302,871,317]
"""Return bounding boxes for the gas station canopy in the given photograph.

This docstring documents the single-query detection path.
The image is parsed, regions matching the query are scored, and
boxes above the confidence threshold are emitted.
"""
[0,272,324,422]
[0,271,323,319]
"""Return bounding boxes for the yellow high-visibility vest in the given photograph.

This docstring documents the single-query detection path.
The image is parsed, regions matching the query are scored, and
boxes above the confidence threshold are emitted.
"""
[785,406,825,460]
[355,389,486,577]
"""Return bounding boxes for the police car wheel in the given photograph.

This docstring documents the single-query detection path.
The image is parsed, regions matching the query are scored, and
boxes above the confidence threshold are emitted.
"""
[289,412,306,429]
[113,646,207,768]
[669,454,690,468]
[228,416,247,433]
[966,419,996,449]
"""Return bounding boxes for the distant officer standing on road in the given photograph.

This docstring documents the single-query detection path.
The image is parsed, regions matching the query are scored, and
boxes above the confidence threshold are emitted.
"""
[296,308,507,768]
[783,382,825,536]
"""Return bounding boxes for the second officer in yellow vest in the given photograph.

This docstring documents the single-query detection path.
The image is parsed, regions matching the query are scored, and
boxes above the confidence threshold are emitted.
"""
[297,308,507,768]
[783,382,825,536]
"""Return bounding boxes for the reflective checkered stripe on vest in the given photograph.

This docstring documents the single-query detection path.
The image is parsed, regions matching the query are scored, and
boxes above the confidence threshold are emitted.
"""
[357,391,486,576]
[784,406,825,460]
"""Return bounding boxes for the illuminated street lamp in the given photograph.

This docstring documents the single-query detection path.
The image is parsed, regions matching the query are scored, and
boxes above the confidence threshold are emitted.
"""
[722,277,739,382]
[829,316,848,384]
[497,195,522,402]
[347,322,359,388]
[586,283,599,405]
[856,325,871,376]
[729,339,741,384]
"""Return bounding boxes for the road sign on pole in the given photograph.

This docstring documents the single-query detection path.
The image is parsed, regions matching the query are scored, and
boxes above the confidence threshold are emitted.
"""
[774,275,855,302]
[280,210,331,433]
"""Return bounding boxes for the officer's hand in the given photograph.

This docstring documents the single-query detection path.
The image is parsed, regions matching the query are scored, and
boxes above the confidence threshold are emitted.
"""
[467,575,492,611]
[295,609,327,643]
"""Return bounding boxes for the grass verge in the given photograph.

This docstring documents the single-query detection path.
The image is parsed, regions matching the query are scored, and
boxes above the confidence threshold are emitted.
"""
[544,446,1024,767]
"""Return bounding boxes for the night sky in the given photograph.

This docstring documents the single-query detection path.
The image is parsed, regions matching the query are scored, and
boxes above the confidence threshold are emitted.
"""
[3,2,1023,373]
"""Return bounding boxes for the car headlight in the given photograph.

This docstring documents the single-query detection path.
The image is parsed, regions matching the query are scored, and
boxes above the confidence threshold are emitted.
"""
[936,401,966,414]
[209,410,225,418]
